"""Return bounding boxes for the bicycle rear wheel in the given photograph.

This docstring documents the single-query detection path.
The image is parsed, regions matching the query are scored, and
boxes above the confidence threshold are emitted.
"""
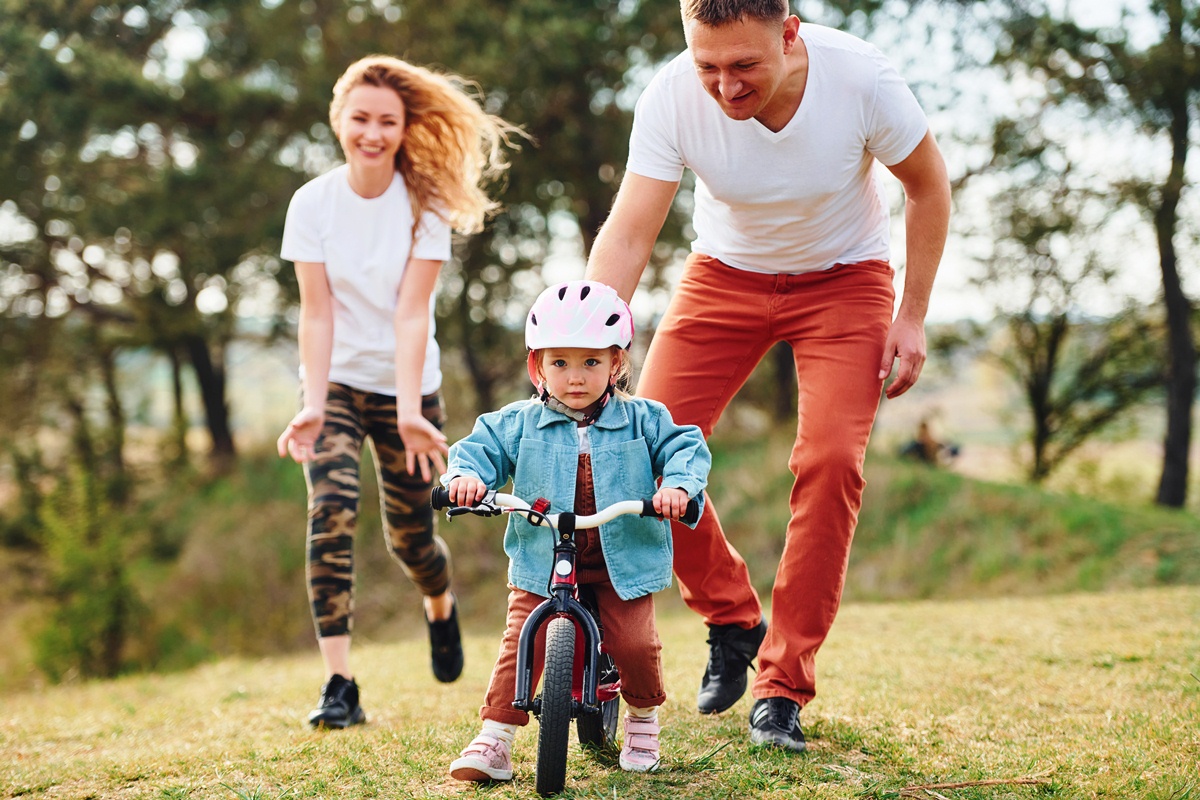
[576,650,620,751]
[536,617,575,796]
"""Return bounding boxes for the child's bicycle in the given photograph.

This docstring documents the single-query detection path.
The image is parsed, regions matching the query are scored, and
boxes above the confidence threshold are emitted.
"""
[431,487,699,796]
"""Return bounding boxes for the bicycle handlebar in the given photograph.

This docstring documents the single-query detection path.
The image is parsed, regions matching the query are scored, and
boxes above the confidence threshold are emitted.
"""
[431,486,701,526]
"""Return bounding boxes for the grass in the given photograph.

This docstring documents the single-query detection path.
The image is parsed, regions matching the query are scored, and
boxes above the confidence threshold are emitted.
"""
[4,586,1198,799]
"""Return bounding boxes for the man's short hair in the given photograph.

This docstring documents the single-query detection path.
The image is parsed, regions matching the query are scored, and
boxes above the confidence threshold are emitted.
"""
[680,0,789,26]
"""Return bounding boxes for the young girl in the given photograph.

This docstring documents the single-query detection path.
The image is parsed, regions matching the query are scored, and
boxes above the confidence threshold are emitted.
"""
[442,280,712,778]
[276,55,520,728]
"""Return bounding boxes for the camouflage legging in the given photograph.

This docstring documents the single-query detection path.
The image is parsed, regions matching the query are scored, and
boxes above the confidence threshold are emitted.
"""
[303,383,452,638]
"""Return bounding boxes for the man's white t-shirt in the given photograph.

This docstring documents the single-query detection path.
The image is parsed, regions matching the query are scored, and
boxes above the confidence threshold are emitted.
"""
[627,23,929,275]
[281,164,452,396]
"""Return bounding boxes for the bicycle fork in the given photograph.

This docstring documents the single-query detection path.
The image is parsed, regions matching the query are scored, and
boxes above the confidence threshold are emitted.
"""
[512,513,607,716]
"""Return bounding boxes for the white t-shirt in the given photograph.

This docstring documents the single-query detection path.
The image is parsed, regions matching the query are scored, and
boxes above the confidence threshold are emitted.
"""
[627,23,929,274]
[281,164,452,396]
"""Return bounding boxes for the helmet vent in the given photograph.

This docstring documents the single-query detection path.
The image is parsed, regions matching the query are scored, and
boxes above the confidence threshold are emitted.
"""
[605,313,620,327]
[558,286,568,300]
[530,313,538,326]
[580,285,592,301]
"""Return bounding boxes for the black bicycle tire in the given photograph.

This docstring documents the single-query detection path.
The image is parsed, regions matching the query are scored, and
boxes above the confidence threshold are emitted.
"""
[576,651,620,751]
[535,617,575,797]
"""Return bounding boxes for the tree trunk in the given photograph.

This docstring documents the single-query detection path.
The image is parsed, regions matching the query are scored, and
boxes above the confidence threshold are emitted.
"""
[98,345,128,501]
[1154,10,1193,508]
[1153,198,1193,508]
[99,561,130,679]
[167,346,190,469]
[1022,315,1065,484]
[459,330,498,412]
[66,393,96,476]
[183,333,236,467]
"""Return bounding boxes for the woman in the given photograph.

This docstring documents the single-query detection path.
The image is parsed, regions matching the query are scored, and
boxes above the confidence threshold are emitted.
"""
[276,55,520,728]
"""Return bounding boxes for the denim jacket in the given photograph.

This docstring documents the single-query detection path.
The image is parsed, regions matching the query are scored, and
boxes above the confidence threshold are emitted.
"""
[442,396,711,600]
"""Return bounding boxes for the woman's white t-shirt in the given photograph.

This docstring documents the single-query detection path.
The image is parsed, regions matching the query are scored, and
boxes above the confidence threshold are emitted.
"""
[627,23,929,275]
[281,164,452,396]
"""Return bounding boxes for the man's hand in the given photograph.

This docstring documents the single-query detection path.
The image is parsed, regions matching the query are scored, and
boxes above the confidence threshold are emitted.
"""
[878,315,927,399]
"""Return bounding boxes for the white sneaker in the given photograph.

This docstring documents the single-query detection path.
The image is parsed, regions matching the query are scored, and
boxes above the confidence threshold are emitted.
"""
[449,732,513,782]
[619,715,661,772]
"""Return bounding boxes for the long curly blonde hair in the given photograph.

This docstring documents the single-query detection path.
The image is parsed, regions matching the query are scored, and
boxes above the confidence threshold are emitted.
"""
[330,55,523,234]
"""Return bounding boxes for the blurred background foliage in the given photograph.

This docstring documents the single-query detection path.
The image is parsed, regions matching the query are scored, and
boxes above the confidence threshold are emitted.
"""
[1,0,1198,686]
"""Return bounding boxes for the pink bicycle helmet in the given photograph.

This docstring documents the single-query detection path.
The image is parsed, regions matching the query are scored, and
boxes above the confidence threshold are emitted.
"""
[525,280,634,387]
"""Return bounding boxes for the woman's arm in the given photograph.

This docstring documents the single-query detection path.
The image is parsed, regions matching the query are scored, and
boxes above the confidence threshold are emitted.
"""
[393,257,449,480]
[277,261,333,462]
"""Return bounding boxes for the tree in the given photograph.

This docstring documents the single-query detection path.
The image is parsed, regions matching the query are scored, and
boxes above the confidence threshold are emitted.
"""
[971,122,1164,483]
[982,1,1200,503]
[0,0,305,468]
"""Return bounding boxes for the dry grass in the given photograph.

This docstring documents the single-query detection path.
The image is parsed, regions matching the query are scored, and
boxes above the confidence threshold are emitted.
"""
[4,587,1198,799]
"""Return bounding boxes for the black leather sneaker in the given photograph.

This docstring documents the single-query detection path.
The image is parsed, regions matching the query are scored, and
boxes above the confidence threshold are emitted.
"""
[427,598,464,683]
[749,697,806,752]
[308,674,366,729]
[697,617,768,714]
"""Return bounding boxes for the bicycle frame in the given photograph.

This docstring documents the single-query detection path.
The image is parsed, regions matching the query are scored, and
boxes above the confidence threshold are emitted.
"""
[433,487,699,795]
[511,508,606,716]
[431,489,698,714]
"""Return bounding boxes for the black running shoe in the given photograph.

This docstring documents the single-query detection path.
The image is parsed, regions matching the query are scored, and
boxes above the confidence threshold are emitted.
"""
[697,617,768,714]
[308,674,366,729]
[749,697,806,752]
[427,599,464,683]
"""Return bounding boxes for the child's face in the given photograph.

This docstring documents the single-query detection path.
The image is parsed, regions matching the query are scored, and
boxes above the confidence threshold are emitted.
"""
[538,347,619,414]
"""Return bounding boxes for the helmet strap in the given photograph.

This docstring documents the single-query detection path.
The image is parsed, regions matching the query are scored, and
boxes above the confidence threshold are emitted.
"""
[541,383,614,426]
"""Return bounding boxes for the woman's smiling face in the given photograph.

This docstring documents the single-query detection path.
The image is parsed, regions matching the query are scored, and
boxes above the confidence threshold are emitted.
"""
[336,83,406,172]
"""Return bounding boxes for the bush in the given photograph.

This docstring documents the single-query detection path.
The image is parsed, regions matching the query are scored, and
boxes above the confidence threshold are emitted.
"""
[32,465,146,682]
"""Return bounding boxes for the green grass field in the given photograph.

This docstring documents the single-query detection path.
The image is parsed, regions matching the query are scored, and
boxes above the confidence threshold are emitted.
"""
[5,586,1197,799]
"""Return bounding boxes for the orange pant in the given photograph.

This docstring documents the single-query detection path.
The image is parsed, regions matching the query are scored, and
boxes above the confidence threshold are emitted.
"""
[636,253,894,707]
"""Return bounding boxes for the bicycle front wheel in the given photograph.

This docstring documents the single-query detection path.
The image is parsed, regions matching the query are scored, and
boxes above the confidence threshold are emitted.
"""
[536,616,575,797]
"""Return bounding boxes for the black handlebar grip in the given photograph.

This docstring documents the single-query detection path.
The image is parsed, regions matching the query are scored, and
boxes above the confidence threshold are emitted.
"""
[430,486,451,510]
[640,498,702,525]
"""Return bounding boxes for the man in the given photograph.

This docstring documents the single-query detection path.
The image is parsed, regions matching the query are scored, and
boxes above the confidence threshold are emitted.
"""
[585,0,950,751]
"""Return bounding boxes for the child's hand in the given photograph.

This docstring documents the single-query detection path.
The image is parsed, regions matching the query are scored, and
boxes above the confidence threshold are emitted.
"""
[653,486,690,521]
[448,476,488,506]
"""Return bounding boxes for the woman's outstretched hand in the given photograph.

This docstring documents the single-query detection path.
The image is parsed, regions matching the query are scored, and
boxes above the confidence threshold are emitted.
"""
[398,413,449,481]
[278,407,324,463]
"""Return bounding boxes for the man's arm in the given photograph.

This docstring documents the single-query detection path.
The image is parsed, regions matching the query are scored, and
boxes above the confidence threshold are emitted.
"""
[878,130,951,399]
[585,172,680,302]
